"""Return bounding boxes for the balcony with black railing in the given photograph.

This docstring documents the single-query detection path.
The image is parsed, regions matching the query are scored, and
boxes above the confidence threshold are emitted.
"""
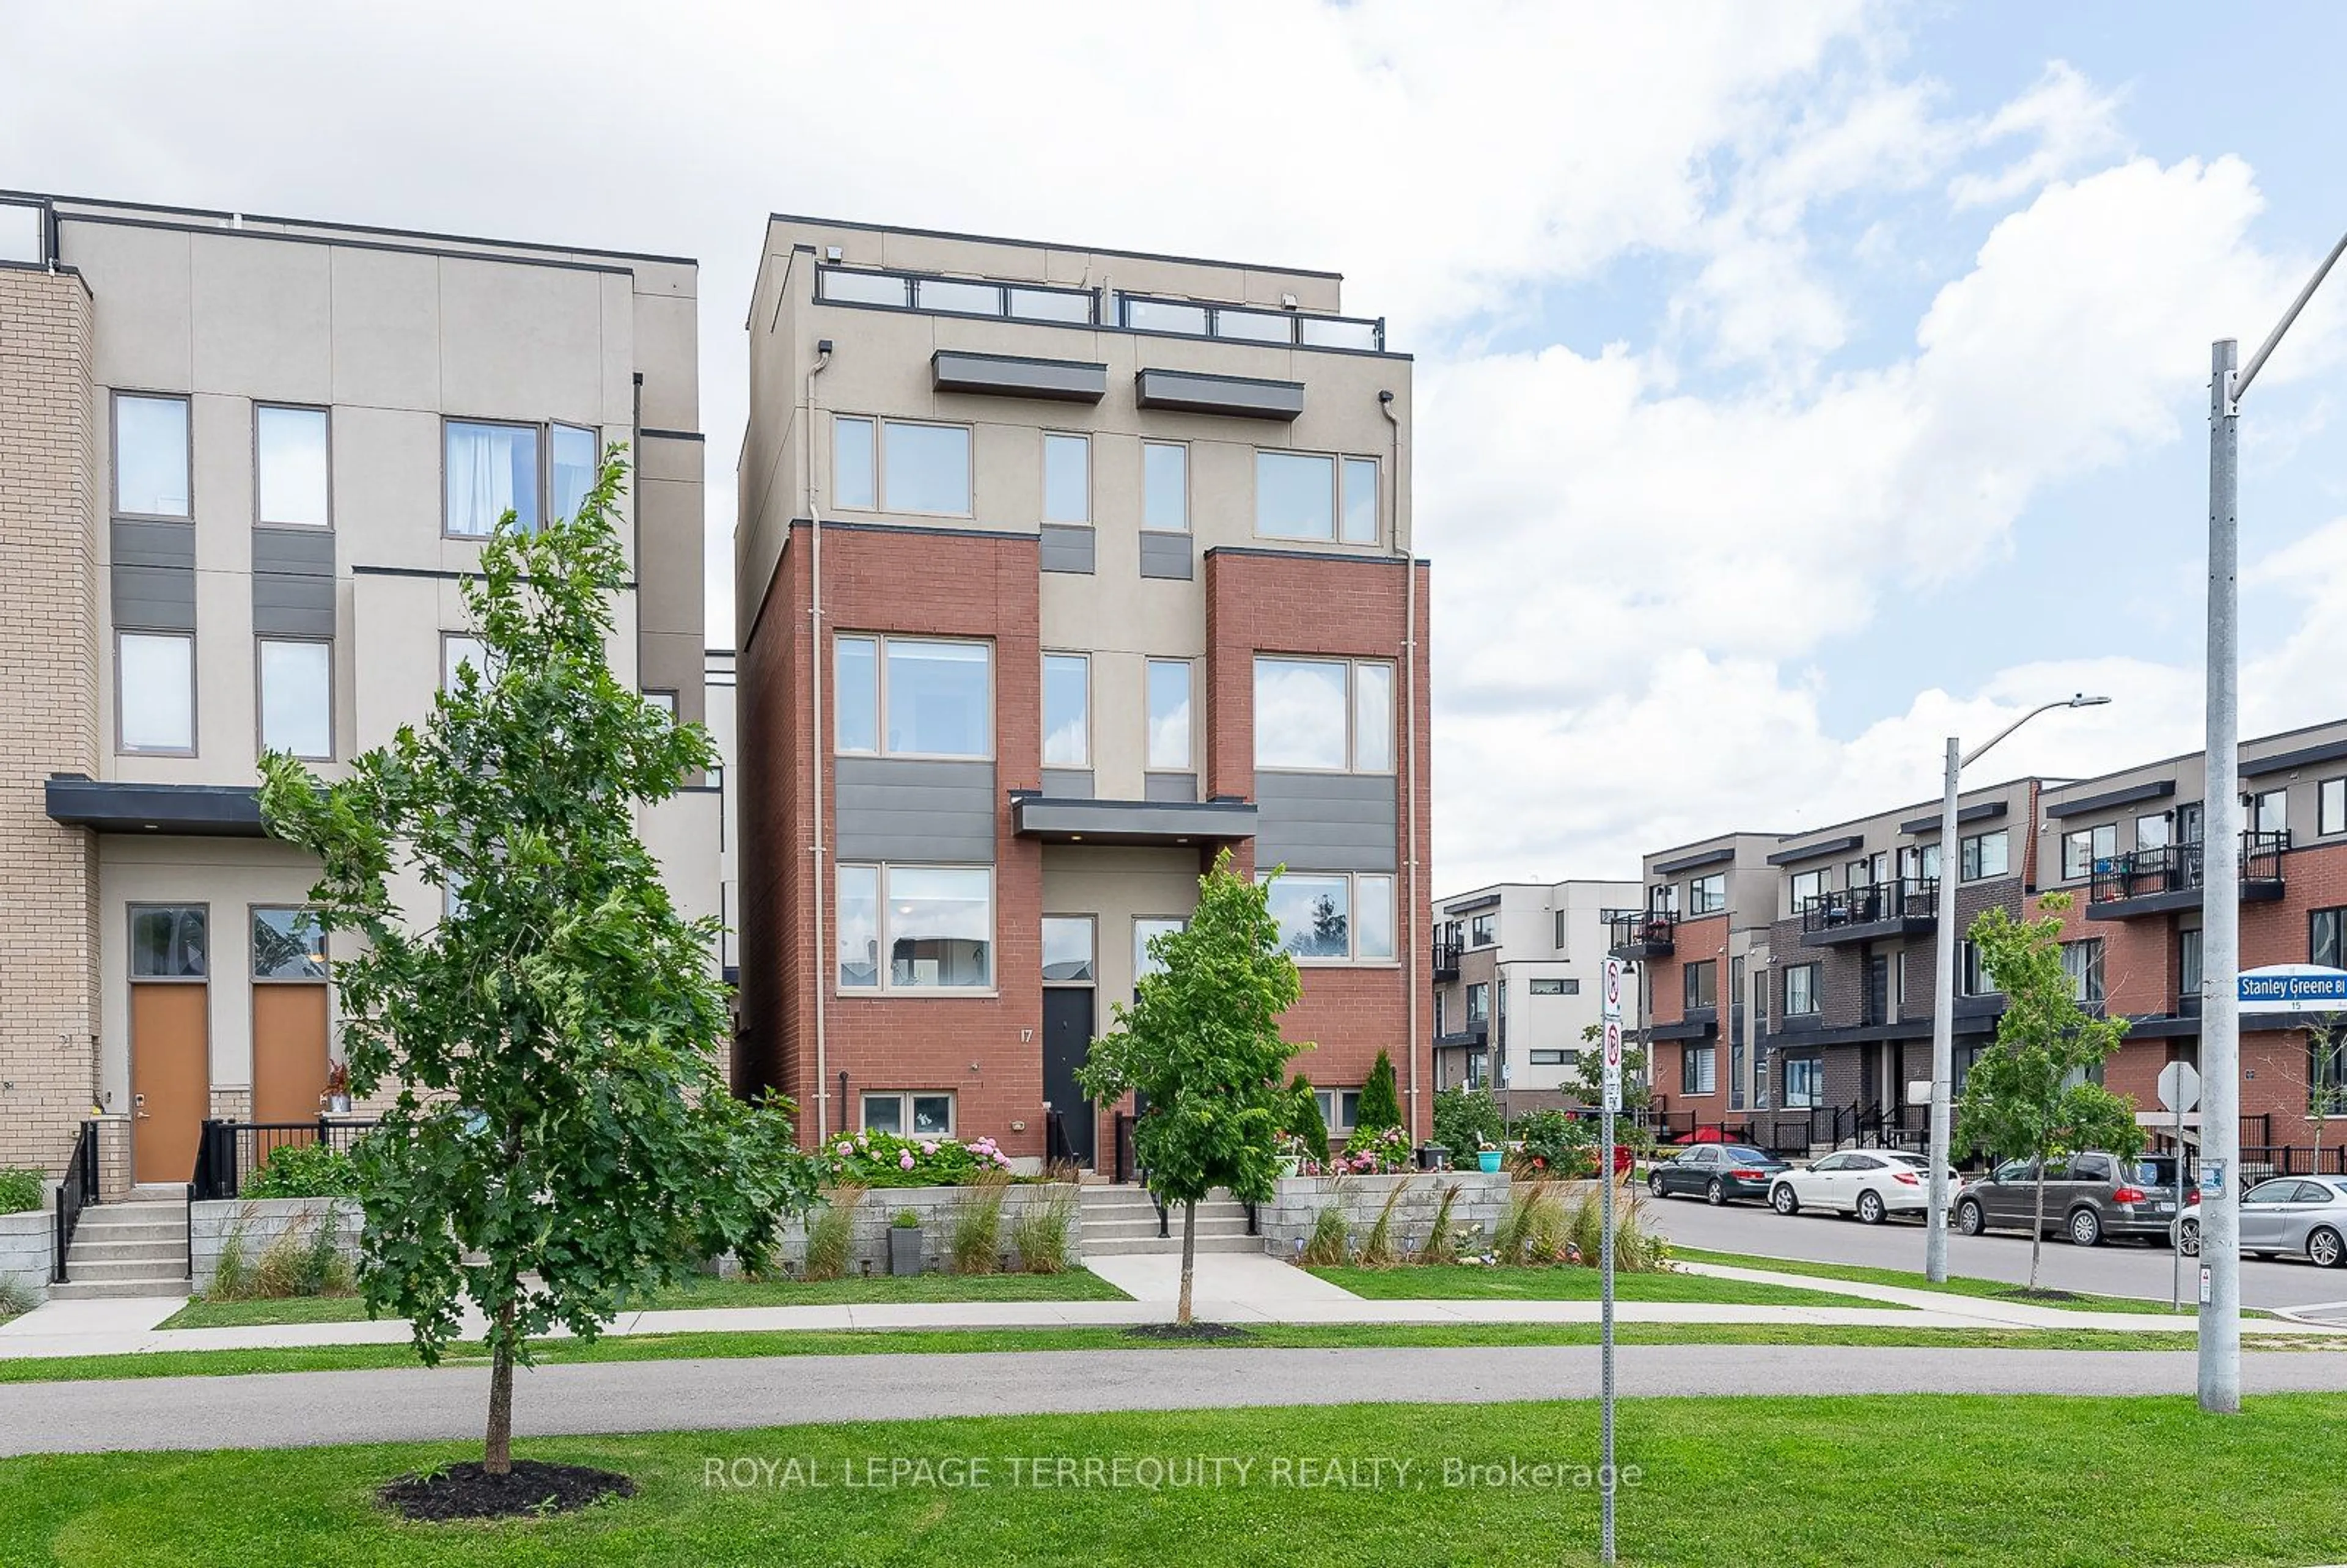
[1798,877,1937,948]
[1431,940,1461,982]
[2086,831,2288,920]
[1607,910,1675,961]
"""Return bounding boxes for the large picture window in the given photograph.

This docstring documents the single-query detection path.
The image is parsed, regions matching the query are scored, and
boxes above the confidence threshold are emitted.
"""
[2062,824,2117,881]
[836,864,993,991]
[255,405,330,527]
[444,420,542,537]
[1253,656,1394,772]
[832,416,972,516]
[1689,873,1726,915]
[1254,450,1378,544]
[1262,871,1395,963]
[119,631,194,753]
[835,636,991,758]
[1961,829,2009,881]
[257,638,332,759]
[862,1092,955,1137]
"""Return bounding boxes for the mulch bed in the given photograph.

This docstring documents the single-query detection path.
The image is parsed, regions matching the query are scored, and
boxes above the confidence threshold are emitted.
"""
[1996,1287,2086,1304]
[380,1459,636,1522]
[1121,1322,1255,1343]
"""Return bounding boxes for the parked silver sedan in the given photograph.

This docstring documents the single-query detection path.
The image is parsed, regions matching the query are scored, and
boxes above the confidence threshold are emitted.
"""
[2173,1176,2347,1268]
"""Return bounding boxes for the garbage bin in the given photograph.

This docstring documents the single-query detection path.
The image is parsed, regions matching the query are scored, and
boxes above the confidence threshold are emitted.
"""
[1417,1141,1450,1171]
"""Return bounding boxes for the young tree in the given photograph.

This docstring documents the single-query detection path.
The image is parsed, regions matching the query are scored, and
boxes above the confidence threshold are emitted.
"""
[1078,849,1304,1325]
[1357,1048,1405,1133]
[1956,895,2142,1289]
[1286,1074,1331,1162]
[260,452,815,1478]
[1572,1022,1653,1118]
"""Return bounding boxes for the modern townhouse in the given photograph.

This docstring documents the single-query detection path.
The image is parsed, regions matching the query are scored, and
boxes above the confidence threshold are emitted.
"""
[732,216,1429,1172]
[2035,717,2347,1168]
[1430,879,1642,1111]
[0,192,718,1200]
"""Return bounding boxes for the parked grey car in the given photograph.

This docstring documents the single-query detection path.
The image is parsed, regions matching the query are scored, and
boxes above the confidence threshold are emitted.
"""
[1952,1151,2177,1247]
[2174,1176,2347,1268]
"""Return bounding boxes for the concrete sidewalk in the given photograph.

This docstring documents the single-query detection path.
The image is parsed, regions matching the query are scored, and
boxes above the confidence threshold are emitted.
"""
[2,1250,2334,1363]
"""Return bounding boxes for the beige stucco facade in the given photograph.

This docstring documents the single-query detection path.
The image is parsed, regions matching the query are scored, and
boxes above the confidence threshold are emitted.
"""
[1,192,716,1184]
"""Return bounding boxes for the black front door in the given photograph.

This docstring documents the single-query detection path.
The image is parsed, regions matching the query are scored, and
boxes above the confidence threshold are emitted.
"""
[1042,988,1097,1168]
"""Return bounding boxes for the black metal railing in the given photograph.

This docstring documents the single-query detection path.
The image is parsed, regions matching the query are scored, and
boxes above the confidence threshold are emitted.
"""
[2241,1144,2347,1181]
[1607,910,1675,955]
[51,1119,97,1285]
[1431,940,1461,981]
[192,1118,378,1202]
[2088,831,2288,906]
[1799,878,1937,937]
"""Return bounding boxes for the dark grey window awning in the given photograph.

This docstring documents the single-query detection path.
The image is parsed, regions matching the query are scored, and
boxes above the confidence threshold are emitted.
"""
[46,773,265,836]
[932,350,1107,403]
[1012,793,1256,846]
[1134,367,1304,421]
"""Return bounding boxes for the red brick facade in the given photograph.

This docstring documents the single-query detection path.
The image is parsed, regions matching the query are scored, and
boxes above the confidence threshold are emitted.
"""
[738,531,1435,1158]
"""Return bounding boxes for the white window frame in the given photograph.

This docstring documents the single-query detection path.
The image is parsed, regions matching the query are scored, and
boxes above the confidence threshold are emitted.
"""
[1251,655,1395,774]
[1260,870,1397,965]
[836,862,997,995]
[1042,651,1089,768]
[832,414,975,519]
[861,1091,957,1138]
[255,636,334,761]
[834,634,995,761]
[1314,1088,1362,1138]
[117,629,196,756]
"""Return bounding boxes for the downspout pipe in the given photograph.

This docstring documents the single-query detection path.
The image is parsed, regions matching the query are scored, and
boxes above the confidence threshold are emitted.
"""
[807,341,833,1140]
[1381,389,1420,1140]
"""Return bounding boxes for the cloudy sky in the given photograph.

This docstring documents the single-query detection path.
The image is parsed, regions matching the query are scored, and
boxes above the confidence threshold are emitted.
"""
[9,2,2346,894]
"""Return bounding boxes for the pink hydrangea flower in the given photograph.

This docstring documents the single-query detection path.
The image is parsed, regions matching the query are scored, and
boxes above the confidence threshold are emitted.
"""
[836,1142,852,1157]
[899,1151,916,1171]
[921,1142,938,1156]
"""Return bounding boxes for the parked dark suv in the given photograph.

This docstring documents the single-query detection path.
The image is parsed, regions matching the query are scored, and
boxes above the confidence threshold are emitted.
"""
[1953,1151,2178,1247]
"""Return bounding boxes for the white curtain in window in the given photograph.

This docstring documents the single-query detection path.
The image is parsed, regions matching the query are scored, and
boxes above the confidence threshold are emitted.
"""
[447,425,513,537]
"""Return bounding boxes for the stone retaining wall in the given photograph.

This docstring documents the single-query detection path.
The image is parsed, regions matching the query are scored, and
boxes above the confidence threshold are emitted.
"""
[0,1208,51,1306]
[191,1198,363,1294]
[722,1183,1084,1278]
[1258,1171,1510,1258]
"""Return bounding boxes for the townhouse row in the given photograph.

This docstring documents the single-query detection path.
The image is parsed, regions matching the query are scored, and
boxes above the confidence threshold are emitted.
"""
[0,194,1430,1189]
[1615,717,2347,1160]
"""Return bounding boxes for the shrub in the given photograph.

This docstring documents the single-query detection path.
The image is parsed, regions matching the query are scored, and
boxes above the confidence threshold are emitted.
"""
[1299,1204,1351,1267]
[0,1277,34,1320]
[1412,1183,1464,1265]
[817,1130,1016,1188]
[0,1168,44,1216]
[949,1170,1011,1275]
[1357,1050,1405,1134]
[210,1220,251,1299]
[1286,1075,1331,1163]
[1493,1179,1567,1265]
[214,1203,353,1300]
[1335,1123,1411,1174]
[1432,1088,1503,1159]
[1356,1178,1412,1268]
[241,1143,361,1200]
[1510,1109,1593,1178]
[802,1184,864,1282]
[1010,1186,1077,1274]
[892,1209,920,1229]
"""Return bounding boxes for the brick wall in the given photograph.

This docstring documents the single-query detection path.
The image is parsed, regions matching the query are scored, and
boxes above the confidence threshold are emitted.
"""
[0,269,101,1176]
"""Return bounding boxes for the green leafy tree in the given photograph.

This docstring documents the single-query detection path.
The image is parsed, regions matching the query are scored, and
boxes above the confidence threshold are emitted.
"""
[1357,1048,1405,1134]
[1433,1084,1503,1157]
[1078,850,1304,1325]
[1956,894,2141,1289]
[259,451,815,1475]
[1571,1022,1653,1118]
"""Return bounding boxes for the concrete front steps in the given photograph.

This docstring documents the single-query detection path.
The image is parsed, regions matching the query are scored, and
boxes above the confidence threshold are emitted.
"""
[51,1186,191,1301]
[1080,1185,1263,1257]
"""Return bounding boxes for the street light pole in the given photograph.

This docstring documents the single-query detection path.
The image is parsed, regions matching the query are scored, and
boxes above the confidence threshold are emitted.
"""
[1926,694,2109,1284]
[2200,228,2347,1414]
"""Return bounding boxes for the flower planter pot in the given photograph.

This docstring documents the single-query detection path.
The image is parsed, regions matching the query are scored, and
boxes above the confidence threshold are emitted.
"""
[1477,1149,1503,1174]
[1276,1155,1301,1179]
[888,1226,924,1277]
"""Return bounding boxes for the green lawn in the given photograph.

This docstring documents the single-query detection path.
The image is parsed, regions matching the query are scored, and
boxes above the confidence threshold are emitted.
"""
[11,1319,2325,1387]
[159,1269,1129,1330]
[8,1394,2347,1564]
[1313,1262,1897,1308]
[1673,1247,2187,1315]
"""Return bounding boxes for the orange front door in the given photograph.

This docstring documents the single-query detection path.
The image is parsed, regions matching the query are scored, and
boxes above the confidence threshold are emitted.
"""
[131,983,208,1183]
[252,984,330,1126]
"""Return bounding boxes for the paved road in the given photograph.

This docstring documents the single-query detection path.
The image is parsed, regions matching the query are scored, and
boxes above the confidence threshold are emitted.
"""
[9,1345,2347,1456]
[1644,1193,2347,1314]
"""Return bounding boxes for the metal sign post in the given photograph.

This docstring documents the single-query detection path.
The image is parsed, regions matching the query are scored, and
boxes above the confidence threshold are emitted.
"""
[2158,1061,2200,1314]
[1598,958,1624,1564]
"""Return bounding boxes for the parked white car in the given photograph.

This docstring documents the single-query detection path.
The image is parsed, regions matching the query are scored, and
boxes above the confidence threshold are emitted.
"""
[1768,1149,1962,1225]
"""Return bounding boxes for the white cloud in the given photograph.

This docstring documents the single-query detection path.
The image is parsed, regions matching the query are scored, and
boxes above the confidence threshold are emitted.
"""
[1949,60,2131,210]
